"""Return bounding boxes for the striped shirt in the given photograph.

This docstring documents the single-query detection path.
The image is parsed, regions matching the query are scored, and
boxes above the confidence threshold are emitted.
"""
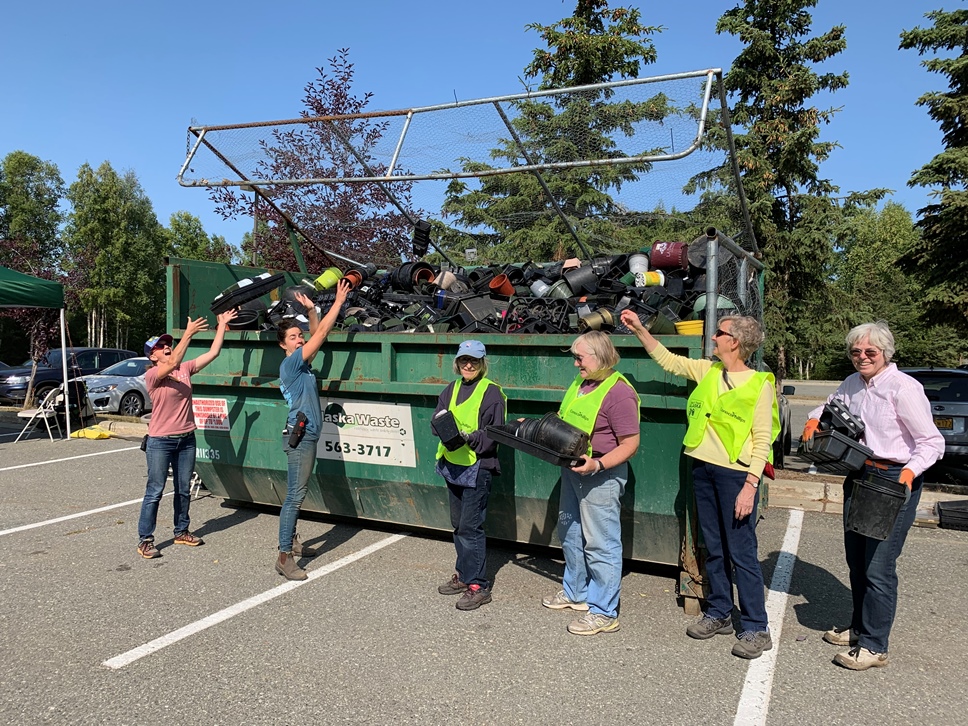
[807,364,944,476]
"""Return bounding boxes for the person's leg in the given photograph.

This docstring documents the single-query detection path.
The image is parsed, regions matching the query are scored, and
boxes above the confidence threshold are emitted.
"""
[453,470,492,588]
[171,434,196,536]
[577,464,626,619]
[842,473,868,635]
[692,462,733,621]
[138,436,174,541]
[278,436,316,553]
[711,464,767,633]
[859,472,921,654]
[558,468,588,604]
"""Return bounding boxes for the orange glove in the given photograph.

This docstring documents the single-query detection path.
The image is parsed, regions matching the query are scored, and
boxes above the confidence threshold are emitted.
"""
[802,419,821,442]
[899,468,915,489]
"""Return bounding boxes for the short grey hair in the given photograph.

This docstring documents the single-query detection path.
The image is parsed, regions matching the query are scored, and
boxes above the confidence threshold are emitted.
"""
[718,315,764,359]
[846,321,895,362]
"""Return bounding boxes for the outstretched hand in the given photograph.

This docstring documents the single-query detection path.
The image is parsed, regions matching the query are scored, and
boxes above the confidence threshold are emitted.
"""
[332,279,352,305]
[294,292,315,311]
[217,309,238,328]
[184,316,209,337]
[619,309,644,332]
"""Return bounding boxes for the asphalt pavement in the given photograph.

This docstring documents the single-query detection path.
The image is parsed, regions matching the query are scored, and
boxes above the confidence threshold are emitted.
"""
[2,419,968,725]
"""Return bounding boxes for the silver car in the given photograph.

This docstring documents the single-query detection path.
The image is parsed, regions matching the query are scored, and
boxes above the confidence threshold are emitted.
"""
[75,357,153,417]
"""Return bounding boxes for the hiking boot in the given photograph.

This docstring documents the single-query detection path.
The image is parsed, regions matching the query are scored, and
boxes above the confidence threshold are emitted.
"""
[542,589,590,611]
[438,573,468,595]
[731,630,773,659]
[291,534,318,558]
[173,531,204,547]
[823,625,859,647]
[275,552,308,581]
[137,539,160,559]
[567,612,620,636]
[833,646,889,671]
[686,615,733,640]
[456,584,492,611]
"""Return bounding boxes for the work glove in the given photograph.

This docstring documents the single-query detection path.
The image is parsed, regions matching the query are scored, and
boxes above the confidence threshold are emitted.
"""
[802,418,821,442]
[899,468,915,489]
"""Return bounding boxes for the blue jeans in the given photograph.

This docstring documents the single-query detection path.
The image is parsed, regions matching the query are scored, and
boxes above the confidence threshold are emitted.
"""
[447,468,492,588]
[279,435,318,552]
[843,463,921,654]
[692,461,768,633]
[138,433,196,541]
[558,464,627,619]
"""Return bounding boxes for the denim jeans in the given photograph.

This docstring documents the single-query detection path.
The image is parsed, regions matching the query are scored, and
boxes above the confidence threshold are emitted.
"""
[842,463,921,654]
[558,463,627,619]
[692,461,768,633]
[138,432,196,541]
[447,468,492,588]
[279,435,318,552]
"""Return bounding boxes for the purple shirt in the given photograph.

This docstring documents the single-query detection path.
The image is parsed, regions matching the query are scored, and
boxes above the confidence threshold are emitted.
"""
[807,363,944,476]
[578,378,641,455]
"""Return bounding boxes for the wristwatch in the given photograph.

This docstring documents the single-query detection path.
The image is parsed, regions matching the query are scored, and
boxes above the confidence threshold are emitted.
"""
[747,476,759,489]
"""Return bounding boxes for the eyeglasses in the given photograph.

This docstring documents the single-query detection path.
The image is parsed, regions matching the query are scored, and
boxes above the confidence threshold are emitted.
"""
[849,348,880,358]
[572,352,596,363]
[713,329,734,339]
[456,357,481,367]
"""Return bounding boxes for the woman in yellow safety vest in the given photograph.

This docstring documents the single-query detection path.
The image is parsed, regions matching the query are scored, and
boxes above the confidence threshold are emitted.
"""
[431,340,506,612]
[541,331,640,636]
[620,310,779,660]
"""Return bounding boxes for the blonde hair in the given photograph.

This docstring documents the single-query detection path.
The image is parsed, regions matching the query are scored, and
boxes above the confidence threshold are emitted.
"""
[571,330,620,370]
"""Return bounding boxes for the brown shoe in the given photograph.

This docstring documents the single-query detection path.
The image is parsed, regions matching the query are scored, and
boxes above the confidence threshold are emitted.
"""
[275,552,308,581]
[173,531,204,547]
[137,539,161,559]
[438,573,468,595]
[834,646,889,670]
[292,534,318,558]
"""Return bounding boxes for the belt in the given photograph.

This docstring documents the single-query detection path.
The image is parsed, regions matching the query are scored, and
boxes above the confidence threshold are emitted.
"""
[864,458,904,470]
[153,431,193,439]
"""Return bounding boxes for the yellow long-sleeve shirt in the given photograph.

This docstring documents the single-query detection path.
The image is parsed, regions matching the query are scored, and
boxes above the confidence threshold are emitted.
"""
[651,343,774,477]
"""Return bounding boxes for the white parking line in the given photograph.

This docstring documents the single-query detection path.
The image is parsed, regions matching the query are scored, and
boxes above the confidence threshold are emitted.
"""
[733,508,804,726]
[102,533,408,670]
[0,446,140,472]
[0,493,172,537]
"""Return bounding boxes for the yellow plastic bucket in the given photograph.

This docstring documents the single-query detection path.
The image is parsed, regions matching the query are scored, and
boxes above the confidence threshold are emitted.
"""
[674,320,704,336]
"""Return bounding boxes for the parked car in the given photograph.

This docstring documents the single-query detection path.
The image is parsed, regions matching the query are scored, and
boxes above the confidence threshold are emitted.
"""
[902,367,968,466]
[73,356,152,416]
[0,347,137,406]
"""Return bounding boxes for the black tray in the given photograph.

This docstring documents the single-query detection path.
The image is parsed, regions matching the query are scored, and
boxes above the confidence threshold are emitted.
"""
[486,425,586,468]
[798,430,872,475]
[938,500,968,531]
[820,399,865,439]
[211,273,285,314]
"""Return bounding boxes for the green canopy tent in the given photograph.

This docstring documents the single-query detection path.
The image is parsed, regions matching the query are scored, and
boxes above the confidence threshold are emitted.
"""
[0,265,73,437]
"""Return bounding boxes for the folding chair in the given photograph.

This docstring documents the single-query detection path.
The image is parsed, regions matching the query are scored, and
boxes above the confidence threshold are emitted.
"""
[15,387,64,442]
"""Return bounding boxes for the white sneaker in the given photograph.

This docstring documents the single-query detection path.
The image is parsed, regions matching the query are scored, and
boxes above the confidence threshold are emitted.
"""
[823,626,859,647]
[542,589,589,611]
[834,646,889,670]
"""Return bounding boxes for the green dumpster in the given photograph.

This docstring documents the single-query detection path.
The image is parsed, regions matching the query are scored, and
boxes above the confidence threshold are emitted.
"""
[169,257,708,610]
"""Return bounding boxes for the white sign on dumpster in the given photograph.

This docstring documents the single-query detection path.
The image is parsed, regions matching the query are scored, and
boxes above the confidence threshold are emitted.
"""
[316,398,416,468]
[192,397,230,430]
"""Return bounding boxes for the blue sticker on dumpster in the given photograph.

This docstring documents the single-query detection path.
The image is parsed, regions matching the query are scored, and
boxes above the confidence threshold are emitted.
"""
[318,398,416,467]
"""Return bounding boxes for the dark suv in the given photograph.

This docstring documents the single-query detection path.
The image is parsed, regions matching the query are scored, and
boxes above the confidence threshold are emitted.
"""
[0,347,137,406]
[903,368,968,465]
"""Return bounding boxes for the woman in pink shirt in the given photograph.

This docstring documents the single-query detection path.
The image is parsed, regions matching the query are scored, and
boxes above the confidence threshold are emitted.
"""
[802,321,944,670]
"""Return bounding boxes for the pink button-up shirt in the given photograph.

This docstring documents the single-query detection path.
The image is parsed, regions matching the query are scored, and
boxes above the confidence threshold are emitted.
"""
[808,363,944,476]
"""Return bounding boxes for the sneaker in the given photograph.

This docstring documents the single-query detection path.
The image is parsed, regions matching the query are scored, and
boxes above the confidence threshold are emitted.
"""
[137,539,160,559]
[567,612,620,636]
[686,615,733,640]
[291,534,318,558]
[833,646,889,670]
[542,589,590,611]
[173,531,204,547]
[438,573,469,595]
[823,625,859,647]
[275,552,308,581]
[731,630,773,659]
[456,584,492,611]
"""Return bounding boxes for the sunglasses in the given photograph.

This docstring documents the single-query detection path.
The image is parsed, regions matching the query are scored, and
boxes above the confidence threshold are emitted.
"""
[572,352,596,363]
[456,357,481,366]
[849,348,880,358]
[713,328,734,339]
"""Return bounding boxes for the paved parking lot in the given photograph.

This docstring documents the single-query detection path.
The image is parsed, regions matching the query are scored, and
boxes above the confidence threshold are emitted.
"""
[2,432,968,726]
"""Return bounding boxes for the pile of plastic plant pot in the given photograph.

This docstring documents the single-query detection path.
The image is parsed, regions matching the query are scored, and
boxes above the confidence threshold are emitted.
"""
[797,399,873,475]
[220,237,740,337]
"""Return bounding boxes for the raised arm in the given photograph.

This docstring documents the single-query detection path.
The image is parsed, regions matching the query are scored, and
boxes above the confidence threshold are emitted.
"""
[294,291,319,337]
[193,309,238,372]
[302,280,351,364]
[154,317,209,381]
[619,308,659,353]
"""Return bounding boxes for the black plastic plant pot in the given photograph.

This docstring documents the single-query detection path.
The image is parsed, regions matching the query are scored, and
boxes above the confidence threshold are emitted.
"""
[211,272,285,314]
[797,430,872,474]
[563,266,599,295]
[486,417,588,468]
[820,399,865,440]
[845,472,908,540]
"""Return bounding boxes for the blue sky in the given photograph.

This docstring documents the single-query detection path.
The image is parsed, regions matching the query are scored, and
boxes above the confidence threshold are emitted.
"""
[2,0,947,249]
